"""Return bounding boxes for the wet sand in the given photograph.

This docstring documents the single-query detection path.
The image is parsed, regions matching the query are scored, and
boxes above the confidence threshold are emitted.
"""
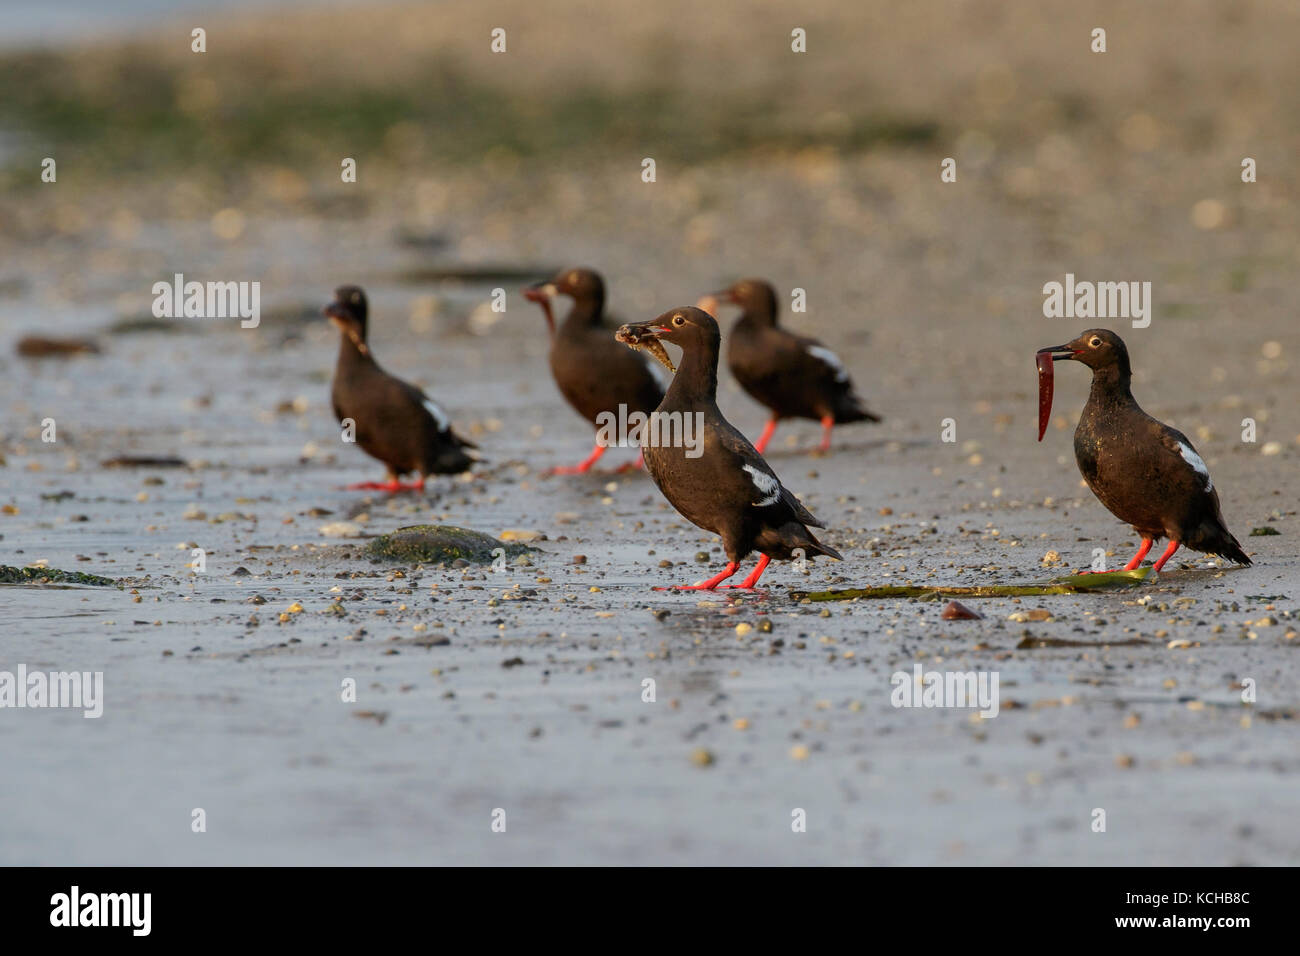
[1,0,1298,865]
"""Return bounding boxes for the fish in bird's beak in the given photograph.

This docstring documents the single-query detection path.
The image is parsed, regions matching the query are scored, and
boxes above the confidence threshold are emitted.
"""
[615,320,677,373]
[522,281,558,335]
[1034,344,1083,441]
[323,301,368,355]
[1037,344,1080,362]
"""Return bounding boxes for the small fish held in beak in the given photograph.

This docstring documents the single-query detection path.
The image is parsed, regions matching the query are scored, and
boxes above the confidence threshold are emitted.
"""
[614,324,676,373]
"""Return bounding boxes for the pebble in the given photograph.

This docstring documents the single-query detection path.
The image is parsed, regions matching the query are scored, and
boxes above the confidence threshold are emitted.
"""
[941,600,982,620]
[690,748,715,767]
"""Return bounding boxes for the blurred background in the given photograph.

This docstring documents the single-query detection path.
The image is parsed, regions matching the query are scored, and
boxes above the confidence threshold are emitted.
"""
[2,0,1297,464]
[2,0,1297,337]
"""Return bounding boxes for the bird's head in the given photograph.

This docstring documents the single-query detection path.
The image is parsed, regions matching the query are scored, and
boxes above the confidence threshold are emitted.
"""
[324,285,369,354]
[1038,328,1129,371]
[523,267,604,335]
[702,278,777,322]
[614,307,720,373]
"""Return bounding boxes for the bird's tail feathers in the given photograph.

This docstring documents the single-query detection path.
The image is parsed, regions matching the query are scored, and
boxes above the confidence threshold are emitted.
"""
[834,390,882,424]
[800,527,843,562]
[1189,520,1251,566]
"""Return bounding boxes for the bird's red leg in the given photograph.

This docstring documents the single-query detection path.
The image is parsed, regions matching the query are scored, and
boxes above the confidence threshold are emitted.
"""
[754,418,778,454]
[550,443,607,475]
[613,451,645,473]
[654,561,739,591]
[719,554,771,589]
[817,416,834,453]
[1152,540,1181,573]
[346,476,424,492]
[1123,538,1154,570]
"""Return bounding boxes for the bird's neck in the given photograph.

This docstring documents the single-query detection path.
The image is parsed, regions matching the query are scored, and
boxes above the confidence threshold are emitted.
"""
[1086,362,1136,409]
[665,338,719,409]
[561,293,605,331]
[337,334,374,371]
[737,306,776,330]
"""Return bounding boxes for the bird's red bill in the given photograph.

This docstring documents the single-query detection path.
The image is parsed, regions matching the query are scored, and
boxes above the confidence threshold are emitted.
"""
[1036,349,1054,441]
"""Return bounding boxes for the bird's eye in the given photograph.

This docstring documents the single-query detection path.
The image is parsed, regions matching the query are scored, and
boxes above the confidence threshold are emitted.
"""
[672,315,685,327]
[351,293,361,304]
[1089,336,1102,348]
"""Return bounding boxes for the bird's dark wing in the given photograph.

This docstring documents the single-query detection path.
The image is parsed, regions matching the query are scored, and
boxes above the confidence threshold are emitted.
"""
[395,378,478,450]
[1155,425,1213,493]
[788,332,851,386]
[714,422,823,527]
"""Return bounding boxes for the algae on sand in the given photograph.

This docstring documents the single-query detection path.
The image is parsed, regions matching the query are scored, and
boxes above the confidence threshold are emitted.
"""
[366,525,536,565]
[791,568,1151,602]
[0,565,117,587]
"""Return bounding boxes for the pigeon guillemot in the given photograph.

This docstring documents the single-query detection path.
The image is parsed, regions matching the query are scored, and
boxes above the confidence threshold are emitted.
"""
[615,307,842,590]
[1037,328,1250,573]
[325,285,477,491]
[524,268,665,474]
[702,278,880,454]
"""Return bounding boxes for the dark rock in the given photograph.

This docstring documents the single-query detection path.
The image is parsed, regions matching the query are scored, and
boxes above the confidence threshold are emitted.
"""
[366,525,535,565]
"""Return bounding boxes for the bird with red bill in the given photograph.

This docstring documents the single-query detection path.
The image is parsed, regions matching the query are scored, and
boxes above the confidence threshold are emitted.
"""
[1035,328,1250,574]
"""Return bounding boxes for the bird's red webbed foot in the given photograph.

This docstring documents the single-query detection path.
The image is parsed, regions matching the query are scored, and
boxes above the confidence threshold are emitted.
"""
[1074,538,1154,574]
[612,452,645,474]
[717,555,772,589]
[346,478,425,492]
[653,562,739,591]
[549,443,608,475]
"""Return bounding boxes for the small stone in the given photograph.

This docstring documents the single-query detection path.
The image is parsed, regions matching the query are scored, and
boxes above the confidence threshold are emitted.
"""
[319,521,364,538]
[941,600,982,620]
[1009,608,1052,623]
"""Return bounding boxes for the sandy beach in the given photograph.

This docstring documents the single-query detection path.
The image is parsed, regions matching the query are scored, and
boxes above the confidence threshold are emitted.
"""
[1,0,1297,865]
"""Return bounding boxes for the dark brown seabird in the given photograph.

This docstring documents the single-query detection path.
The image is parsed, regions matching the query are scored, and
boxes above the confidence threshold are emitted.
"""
[704,278,880,454]
[523,267,665,474]
[615,307,841,590]
[326,285,476,491]
[1037,328,1250,573]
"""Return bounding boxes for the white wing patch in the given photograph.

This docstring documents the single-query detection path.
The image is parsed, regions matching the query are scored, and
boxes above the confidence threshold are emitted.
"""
[742,464,781,507]
[422,397,450,432]
[806,345,849,382]
[1177,441,1213,492]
